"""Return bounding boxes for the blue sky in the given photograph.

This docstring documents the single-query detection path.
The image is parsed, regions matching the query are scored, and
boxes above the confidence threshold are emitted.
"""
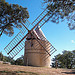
[0,0,75,60]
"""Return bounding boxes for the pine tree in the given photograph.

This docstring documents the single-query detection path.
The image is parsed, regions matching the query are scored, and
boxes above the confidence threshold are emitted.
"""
[0,0,29,37]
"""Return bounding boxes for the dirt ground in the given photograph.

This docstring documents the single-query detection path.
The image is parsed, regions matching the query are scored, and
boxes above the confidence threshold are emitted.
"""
[0,64,75,75]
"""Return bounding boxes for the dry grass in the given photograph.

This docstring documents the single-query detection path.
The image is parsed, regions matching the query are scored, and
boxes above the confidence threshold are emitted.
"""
[0,64,75,75]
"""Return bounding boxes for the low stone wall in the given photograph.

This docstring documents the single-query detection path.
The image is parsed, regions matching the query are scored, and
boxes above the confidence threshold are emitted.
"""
[0,61,11,65]
[3,62,11,65]
[0,61,3,64]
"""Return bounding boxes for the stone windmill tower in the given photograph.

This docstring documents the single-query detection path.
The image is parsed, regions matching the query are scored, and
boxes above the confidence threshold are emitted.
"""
[4,8,57,67]
[24,26,51,67]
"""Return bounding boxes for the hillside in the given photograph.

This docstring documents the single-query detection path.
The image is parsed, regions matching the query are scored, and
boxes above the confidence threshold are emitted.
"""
[0,64,75,75]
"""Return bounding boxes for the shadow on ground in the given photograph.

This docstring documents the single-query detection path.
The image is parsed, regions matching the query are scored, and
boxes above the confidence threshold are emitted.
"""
[0,71,39,75]
[61,70,75,74]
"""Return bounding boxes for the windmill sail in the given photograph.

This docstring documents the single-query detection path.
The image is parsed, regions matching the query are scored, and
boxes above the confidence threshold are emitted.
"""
[17,19,31,34]
[35,26,57,55]
[4,20,31,58]
[31,8,50,29]
[4,8,57,58]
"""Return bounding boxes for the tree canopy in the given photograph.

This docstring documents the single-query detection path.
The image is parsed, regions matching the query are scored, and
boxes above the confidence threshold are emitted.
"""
[0,0,29,37]
[0,52,3,61]
[52,50,75,69]
[15,55,24,66]
[43,0,75,30]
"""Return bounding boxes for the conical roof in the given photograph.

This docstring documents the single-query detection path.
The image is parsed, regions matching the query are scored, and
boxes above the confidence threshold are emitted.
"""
[27,26,47,41]
[35,26,47,41]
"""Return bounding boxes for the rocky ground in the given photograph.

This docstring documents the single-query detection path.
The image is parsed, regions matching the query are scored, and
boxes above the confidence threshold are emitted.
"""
[0,64,75,75]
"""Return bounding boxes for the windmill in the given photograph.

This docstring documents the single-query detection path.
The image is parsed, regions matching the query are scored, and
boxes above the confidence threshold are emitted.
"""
[4,8,57,67]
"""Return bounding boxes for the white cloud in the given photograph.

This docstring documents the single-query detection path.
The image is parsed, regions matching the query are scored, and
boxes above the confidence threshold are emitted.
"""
[71,40,75,43]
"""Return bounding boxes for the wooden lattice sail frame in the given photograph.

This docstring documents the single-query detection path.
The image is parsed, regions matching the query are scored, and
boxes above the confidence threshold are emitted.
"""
[4,8,57,59]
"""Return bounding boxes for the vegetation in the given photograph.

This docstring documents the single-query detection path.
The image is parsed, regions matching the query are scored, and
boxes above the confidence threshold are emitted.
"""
[0,52,24,65]
[15,55,24,65]
[0,52,15,64]
[52,50,75,69]
[0,52,3,61]
[0,50,75,69]
[0,0,29,37]
[43,0,75,30]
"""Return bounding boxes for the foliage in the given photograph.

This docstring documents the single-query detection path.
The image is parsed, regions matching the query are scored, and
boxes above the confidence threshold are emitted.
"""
[3,55,24,65]
[0,51,24,65]
[0,52,3,61]
[52,50,75,69]
[3,56,15,64]
[15,55,24,65]
[0,0,29,37]
[43,0,75,30]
